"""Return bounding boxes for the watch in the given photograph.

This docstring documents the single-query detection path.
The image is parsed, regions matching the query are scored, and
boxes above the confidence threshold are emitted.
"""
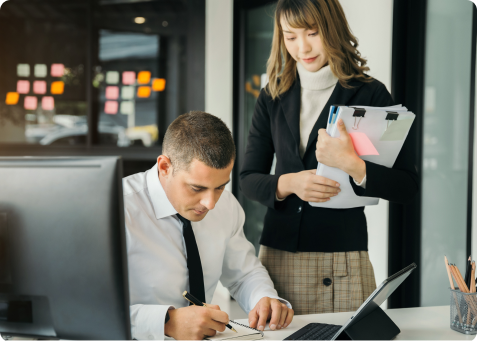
[164,311,170,324]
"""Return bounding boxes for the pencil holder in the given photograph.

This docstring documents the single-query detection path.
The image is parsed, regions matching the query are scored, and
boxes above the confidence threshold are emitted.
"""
[450,289,477,334]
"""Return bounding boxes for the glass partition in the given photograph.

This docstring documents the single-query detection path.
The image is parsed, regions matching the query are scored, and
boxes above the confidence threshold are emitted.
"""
[0,0,88,145]
[420,0,474,306]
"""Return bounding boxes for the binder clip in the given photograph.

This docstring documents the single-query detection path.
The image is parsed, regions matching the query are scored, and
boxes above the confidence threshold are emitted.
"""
[352,108,366,130]
[385,112,399,130]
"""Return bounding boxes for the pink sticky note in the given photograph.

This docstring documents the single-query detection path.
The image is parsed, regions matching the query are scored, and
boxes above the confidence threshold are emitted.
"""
[105,86,119,100]
[349,132,379,156]
[122,71,136,85]
[104,101,118,115]
[42,96,55,111]
[24,96,38,110]
[51,64,65,77]
[17,80,30,94]
[33,81,47,94]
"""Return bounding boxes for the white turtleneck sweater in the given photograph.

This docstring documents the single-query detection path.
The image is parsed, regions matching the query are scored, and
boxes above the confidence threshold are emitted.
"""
[296,62,366,188]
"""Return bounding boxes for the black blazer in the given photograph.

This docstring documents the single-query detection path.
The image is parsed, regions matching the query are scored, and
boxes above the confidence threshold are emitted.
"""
[239,75,419,253]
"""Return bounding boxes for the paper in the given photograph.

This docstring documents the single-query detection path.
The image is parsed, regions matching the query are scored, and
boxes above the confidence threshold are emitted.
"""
[33,81,47,94]
[152,78,166,91]
[51,81,64,95]
[137,71,151,84]
[122,71,136,85]
[5,92,19,105]
[17,64,30,77]
[17,80,30,94]
[206,321,263,341]
[34,64,47,78]
[24,96,38,110]
[380,119,414,141]
[137,86,151,98]
[121,86,135,99]
[105,86,119,100]
[349,132,379,156]
[41,96,54,111]
[120,101,134,115]
[51,64,65,77]
[104,101,118,114]
[106,71,119,84]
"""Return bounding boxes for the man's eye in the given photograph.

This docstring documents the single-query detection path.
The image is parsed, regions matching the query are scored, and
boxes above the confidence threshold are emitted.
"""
[192,188,201,192]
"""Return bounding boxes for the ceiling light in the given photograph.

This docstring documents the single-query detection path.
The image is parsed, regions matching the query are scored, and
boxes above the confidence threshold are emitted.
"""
[135,17,146,24]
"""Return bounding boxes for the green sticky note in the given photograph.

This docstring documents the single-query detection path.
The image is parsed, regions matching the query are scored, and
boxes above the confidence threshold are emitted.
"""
[380,118,414,141]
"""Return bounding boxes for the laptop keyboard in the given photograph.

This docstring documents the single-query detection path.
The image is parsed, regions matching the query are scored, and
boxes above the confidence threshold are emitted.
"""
[283,323,342,340]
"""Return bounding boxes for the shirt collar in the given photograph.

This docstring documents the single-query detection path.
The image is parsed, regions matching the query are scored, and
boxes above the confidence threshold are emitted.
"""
[146,164,178,220]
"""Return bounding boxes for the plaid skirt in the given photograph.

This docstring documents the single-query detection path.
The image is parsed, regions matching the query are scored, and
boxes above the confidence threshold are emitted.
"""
[259,245,376,315]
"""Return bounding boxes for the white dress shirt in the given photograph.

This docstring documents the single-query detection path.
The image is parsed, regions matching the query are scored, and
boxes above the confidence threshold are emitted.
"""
[123,164,290,340]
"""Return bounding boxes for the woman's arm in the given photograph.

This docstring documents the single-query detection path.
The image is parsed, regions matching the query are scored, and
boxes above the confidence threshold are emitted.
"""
[315,82,419,204]
[239,90,282,209]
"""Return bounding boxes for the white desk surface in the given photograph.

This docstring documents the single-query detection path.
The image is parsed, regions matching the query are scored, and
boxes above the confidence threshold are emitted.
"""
[235,306,475,340]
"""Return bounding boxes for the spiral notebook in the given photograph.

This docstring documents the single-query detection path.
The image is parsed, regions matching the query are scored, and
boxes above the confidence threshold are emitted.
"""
[205,320,264,340]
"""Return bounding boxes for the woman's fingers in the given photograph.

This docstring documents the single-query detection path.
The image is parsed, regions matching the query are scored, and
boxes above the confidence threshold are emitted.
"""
[306,196,331,203]
[311,175,340,188]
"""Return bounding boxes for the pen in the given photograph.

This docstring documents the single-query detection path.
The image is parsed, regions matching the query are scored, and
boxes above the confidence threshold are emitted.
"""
[182,291,237,333]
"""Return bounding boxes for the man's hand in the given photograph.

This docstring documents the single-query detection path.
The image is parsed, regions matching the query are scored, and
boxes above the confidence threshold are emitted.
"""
[248,297,294,331]
[164,304,229,340]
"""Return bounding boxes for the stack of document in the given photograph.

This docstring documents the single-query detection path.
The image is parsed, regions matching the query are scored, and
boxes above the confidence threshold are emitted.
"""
[309,105,415,209]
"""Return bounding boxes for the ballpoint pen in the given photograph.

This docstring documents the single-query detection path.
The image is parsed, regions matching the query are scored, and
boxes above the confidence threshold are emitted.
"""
[182,291,237,333]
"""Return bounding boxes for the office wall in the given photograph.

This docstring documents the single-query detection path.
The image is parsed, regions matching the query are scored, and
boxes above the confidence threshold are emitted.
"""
[339,0,394,294]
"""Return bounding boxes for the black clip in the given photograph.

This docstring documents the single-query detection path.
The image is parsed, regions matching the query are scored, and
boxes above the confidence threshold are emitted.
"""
[351,108,365,130]
[385,112,399,130]
[385,112,399,121]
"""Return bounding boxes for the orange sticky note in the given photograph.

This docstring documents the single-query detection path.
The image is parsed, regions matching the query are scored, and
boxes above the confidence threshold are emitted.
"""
[5,92,19,105]
[137,71,151,84]
[51,81,64,95]
[137,86,151,98]
[349,132,379,156]
[152,78,166,91]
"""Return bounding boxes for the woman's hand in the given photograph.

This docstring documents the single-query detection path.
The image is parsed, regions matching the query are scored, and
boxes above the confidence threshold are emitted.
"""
[276,170,340,202]
[315,119,366,182]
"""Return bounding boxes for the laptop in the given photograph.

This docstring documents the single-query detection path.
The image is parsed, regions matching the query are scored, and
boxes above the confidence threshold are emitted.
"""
[284,263,417,340]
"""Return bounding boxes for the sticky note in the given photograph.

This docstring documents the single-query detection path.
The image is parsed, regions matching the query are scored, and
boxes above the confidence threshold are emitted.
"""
[120,101,134,115]
[17,64,30,77]
[152,78,166,92]
[34,64,48,78]
[51,81,64,95]
[42,96,55,111]
[105,86,119,100]
[33,81,47,94]
[349,132,379,156]
[106,71,120,84]
[51,64,65,77]
[121,86,135,99]
[137,71,151,84]
[380,119,414,141]
[5,92,19,105]
[17,80,30,94]
[122,71,136,85]
[24,96,38,110]
[104,101,118,114]
[137,86,151,98]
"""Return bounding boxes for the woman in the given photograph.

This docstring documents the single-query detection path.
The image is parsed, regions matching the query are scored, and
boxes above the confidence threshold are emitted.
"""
[240,0,418,316]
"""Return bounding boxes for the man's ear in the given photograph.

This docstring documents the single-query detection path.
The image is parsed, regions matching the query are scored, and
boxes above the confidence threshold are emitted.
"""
[157,155,173,178]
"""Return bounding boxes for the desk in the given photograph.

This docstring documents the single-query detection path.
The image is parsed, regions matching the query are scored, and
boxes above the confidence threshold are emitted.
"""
[235,306,474,340]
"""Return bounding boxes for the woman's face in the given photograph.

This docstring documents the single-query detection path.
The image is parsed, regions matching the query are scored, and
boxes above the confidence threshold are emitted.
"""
[280,17,328,72]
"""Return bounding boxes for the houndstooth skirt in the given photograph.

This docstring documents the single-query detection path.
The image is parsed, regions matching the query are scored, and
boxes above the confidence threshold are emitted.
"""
[259,245,377,315]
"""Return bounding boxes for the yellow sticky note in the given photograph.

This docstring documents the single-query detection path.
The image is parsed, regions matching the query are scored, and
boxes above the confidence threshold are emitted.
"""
[5,92,19,105]
[152,78,166,92]
[137,86,151,98]
[51,81,65,95]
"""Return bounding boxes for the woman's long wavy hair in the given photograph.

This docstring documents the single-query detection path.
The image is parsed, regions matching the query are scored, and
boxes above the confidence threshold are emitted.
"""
[266,0,372,99]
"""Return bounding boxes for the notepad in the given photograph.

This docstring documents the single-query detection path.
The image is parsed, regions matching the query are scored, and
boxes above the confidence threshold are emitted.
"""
[205,321,264,341]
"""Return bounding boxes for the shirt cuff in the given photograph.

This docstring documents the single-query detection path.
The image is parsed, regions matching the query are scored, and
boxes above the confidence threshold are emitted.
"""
[131,305,175,340]
[353,174,367,189]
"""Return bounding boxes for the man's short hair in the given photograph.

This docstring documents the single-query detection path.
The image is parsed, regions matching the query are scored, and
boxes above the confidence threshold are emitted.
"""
[163,111,236,173]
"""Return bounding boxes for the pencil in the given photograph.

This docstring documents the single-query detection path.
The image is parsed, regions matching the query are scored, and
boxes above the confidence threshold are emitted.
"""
[445,256,463,324]
[465,256,472,289]
[450,264,477,317]
[182,291,237,333]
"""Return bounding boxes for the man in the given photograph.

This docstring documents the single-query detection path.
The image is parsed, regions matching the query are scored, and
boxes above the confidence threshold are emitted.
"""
[123,111,294,340]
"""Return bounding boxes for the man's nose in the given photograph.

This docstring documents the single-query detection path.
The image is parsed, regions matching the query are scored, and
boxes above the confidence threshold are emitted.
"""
[200,191,216,210]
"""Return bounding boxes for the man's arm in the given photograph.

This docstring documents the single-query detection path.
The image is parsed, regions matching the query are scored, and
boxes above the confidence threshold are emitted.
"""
[219,195,294,331]
[130,304,174,340]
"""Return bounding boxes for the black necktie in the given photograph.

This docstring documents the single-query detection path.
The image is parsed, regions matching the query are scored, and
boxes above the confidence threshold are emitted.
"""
[177,214,206,304]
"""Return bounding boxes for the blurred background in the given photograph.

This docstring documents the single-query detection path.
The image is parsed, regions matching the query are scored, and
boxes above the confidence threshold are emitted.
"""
[0,0,476,318]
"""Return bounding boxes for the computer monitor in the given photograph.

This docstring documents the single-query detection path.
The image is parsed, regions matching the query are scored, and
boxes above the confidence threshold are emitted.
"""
[0,157,131,340]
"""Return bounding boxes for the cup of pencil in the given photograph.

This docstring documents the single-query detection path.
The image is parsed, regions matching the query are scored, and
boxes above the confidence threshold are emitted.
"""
[445,256,477,335]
